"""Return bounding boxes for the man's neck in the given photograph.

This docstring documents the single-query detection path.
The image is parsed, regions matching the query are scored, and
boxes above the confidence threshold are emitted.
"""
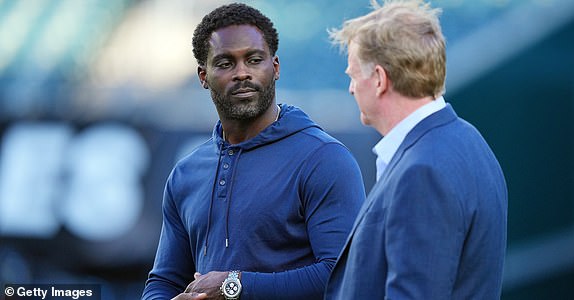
[378,94,435,136]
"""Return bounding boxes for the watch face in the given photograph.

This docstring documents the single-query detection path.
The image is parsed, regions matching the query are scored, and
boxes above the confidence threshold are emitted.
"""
[223,279,241,297]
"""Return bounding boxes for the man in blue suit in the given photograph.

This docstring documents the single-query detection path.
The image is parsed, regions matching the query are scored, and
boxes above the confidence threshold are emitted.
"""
[326,0,508,299]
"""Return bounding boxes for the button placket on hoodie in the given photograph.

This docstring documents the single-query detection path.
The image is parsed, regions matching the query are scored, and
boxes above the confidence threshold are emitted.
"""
[216,146,237,200]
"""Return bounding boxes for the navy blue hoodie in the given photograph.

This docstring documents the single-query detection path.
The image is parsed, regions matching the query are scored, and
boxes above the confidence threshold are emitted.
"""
[142,104,365,299]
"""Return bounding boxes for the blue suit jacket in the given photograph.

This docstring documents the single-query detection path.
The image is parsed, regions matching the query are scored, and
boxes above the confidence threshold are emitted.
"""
[325,105,507,299]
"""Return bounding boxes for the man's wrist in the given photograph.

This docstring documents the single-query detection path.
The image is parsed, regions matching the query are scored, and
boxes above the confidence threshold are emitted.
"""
[220,270,242,299]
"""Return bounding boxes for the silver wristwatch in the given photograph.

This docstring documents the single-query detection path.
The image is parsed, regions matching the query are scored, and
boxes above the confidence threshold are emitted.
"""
[220,270,242,300]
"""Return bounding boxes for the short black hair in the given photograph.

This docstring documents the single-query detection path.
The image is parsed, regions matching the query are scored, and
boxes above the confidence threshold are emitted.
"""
[192,3,279,66]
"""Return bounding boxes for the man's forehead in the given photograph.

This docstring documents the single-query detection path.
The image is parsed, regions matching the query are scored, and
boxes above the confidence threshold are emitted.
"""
[348,41,360,55]
[347,42,361,65]
[209,25,266,50]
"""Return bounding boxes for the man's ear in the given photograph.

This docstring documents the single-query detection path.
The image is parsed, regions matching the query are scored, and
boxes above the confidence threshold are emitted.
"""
[374,65,388,96]
[198,65,209,89]
[273,55,280,81]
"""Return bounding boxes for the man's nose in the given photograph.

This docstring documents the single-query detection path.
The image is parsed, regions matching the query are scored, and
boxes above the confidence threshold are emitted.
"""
[232,62,252,81]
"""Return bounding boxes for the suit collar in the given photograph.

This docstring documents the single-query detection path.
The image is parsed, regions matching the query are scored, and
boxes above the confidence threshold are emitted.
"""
[379,104,458,184]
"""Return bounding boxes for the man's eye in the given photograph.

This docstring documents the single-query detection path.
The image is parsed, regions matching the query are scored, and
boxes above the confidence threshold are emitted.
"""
[216,62,232,68]
[248,57,263,64]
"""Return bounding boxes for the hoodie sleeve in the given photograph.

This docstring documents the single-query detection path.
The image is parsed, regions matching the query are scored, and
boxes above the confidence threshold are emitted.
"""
[240,142,366,300]
[141,172,196,300]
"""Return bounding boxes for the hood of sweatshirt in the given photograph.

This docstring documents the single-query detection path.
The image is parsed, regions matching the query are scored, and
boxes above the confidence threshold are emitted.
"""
[203,103,321,255]
[211,104,320,150]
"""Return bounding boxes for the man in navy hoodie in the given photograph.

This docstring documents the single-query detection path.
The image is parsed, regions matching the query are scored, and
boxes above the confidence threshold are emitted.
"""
[141,3,366,300]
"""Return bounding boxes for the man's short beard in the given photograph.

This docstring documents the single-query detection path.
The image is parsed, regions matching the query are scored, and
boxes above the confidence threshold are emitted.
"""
[211,79,275,121]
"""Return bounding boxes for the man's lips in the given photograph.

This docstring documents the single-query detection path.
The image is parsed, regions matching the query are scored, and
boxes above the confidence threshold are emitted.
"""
[231,87,258,98]
[231,87,257,95]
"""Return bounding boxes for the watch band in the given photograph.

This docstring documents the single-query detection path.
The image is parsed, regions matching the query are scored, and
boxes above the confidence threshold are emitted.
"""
[228,270,240,280]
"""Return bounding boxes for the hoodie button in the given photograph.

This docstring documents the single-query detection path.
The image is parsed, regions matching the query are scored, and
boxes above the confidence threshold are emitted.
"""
[219,179,226,186]
[223,163,229,169]
[228,150,234,155]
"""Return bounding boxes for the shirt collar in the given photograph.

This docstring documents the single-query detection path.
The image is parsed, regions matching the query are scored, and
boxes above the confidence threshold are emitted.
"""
[372,96,447,181]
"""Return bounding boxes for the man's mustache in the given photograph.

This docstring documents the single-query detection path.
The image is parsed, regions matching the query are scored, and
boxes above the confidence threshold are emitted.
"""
[229,82,260,94]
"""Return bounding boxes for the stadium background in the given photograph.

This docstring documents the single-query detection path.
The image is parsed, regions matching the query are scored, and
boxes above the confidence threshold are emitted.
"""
[0,0,573,299]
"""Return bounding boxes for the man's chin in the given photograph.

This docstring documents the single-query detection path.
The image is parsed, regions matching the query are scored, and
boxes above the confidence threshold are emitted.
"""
[360,113,370,126]
[228,105,265,120]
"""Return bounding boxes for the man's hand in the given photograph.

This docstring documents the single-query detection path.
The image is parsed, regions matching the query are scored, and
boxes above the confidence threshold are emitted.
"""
[179,271,231,300]
[170,292,208,300]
